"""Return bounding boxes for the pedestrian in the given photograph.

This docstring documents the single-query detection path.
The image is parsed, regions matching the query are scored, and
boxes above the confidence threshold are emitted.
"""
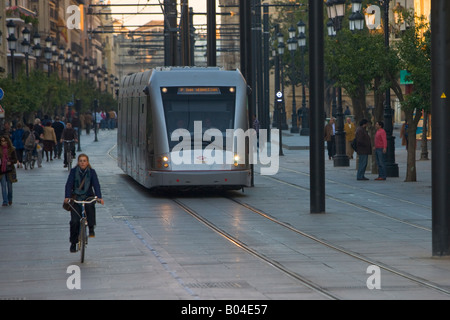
[324,117,336,160]
[400,120,408,150]
[33,119,44,168]
[64,154,104,253]
[84,112,92,135]
[0,136,18,206]
[344,117,356,159]
[374,121,387,180]
[52,116,65,159]
[11,122,25,168]
[355,119,372,181]
[61,123,78,168]
[43,122,57,162]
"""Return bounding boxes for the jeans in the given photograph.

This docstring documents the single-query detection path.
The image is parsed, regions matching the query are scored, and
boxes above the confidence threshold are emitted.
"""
[69,202,96,244]
[375,148,387,179]
[357,154,368,180]
[0,174,12,204]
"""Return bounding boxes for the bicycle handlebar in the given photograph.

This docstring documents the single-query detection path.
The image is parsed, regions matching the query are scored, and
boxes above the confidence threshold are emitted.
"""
[72,197,99,205]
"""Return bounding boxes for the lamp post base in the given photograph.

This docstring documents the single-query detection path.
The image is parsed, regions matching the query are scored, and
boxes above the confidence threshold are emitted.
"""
[290,126,299,134]
[300,128,310,136]
[333,154,349,167]
[386,163,399,178]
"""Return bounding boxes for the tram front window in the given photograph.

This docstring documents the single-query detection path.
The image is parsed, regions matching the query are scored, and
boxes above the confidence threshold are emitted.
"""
[162,87,236,151]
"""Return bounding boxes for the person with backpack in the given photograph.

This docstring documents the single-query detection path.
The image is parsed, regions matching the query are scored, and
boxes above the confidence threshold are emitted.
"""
[11,123,25,168]
[23,124,37,170]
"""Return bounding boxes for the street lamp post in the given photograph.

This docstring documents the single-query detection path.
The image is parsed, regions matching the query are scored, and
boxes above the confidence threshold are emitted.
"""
[288,27,299,134]
[297,21,309,136]
[278,39,288,130]
[7,20,17,80]
[380,0,399,177]
[326,0,349,167]
[21,27,31,78]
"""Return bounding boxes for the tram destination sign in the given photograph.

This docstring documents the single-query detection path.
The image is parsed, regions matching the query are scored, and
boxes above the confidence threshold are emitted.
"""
[178,87,221,95]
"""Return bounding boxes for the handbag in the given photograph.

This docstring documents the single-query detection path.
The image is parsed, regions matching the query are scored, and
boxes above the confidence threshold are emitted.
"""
[63,176,86,211]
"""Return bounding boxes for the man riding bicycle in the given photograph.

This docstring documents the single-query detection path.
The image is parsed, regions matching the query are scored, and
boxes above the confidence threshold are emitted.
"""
[64,154,104,253]
[60,123,78,168]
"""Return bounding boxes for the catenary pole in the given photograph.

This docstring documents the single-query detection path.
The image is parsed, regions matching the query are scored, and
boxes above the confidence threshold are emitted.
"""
[309,0,325,213]
[431,0,450,256]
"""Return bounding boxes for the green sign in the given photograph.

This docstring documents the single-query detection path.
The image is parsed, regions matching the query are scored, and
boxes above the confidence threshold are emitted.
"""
[400,70,413,85]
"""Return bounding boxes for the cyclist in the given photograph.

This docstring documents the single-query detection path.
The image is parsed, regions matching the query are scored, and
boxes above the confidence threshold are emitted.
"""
[64,154,104,253]
[60,123,78,168]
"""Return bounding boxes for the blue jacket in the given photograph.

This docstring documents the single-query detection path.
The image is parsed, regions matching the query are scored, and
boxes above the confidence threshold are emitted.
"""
[65,167,102,199]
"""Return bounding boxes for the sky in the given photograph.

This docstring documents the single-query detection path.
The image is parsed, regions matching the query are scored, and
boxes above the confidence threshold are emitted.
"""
[107,0,211,30]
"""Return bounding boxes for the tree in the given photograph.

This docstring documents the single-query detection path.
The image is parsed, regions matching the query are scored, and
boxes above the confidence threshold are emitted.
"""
[393,10,431,182]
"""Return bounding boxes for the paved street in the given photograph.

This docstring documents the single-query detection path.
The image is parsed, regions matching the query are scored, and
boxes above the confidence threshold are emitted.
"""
[0,126,448,301]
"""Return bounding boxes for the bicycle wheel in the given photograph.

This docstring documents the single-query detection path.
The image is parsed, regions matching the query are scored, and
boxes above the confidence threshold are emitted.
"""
[67,151,72,171]
[79,220,87,263]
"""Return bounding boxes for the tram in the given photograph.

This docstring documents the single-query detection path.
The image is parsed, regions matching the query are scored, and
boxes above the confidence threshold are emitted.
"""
[117,67,252,190]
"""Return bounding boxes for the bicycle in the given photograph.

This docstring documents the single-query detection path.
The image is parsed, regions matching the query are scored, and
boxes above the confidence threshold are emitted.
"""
[67,196,98,263]
[23,149,35,170]
[64,140,75,171]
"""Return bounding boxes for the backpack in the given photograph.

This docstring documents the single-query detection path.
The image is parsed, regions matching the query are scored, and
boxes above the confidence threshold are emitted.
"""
[24,131,36,150]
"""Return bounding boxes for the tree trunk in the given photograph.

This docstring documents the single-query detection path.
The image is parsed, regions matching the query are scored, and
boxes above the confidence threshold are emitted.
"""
[404,110,422,182]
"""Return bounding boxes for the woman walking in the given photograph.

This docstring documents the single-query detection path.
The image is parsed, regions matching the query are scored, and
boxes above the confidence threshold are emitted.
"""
[64,154,104,252]
[43,122,57,162]
[0,137,18,206]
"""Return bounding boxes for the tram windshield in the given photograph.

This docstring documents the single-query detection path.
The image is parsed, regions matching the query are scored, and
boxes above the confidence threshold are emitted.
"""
[161,87,236,151]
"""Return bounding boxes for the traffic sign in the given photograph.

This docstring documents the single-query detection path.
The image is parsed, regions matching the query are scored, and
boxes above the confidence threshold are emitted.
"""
[0,105,5,119]
[276,91,283,103]
[0,88,4,100]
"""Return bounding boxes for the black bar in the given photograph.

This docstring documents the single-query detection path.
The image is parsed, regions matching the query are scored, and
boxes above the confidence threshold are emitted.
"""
[240,0,254,187]
[309,0,325,214]
[207,0,217,66]
[180,0,191,66]
[431,0,450,256]
[382,0,399,177]
[263,4,270,132]
[164,0,177,66]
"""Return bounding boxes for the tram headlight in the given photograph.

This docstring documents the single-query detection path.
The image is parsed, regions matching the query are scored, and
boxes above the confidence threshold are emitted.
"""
[157,154,171,169]
[233,154,240,167]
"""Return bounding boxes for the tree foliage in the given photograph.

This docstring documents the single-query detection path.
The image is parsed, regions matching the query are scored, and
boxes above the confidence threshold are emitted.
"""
[0,70,117,124]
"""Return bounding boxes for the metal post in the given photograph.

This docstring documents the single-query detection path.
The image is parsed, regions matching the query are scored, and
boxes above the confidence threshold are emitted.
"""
[272,25,280,128]
[300,45,309,135]
[207,0,216,66]
[333,85,350,166]
[290,48,298,133]
[263,4,270,133]
[276,91,284,156]
[309,0,325,214]
[382,0,399,177]
[255,0,263,132]
[180,0,191,66]
[75,99,82,152]
[240,0,254,186]
[431,0,450,256]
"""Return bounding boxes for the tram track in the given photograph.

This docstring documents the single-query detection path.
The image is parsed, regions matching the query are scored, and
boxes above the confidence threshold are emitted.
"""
[172,198,340,300]
[172,195,450,299]
[264,168,431,232]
